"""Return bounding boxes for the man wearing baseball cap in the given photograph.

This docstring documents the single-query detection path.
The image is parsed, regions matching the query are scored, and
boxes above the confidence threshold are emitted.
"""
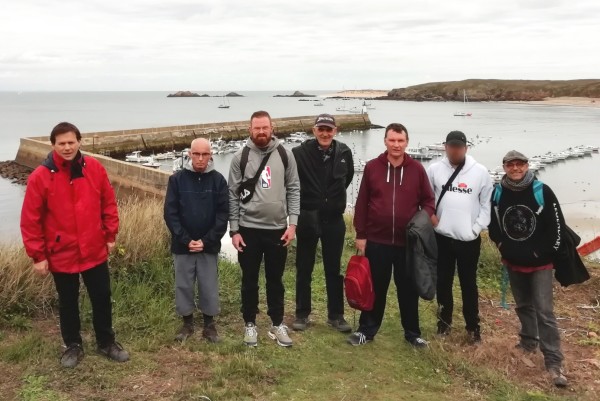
[291,114,354,332]
[426,130,493,344]
[489,150,568,388]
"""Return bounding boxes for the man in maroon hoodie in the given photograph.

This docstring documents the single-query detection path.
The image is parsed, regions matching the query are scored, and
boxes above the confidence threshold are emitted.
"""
[349,123,435,347]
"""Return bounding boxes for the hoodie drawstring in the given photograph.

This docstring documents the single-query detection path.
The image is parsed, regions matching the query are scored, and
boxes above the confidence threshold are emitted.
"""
[400,166,404,186]
[386,161,390,183]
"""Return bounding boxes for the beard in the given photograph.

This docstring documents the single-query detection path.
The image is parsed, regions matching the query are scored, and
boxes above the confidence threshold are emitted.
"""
[252,134,270,147]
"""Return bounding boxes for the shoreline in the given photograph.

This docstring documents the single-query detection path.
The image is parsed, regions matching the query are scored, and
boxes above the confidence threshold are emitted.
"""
[503,96,600,108]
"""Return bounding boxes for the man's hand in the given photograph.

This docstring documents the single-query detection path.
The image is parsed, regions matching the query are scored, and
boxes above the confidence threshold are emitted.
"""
[189,240,204,253]
[355,239,366,256]
[107,242,116,253]
[232,233,246,252]
[281,225,296,247]
[431,214,439,227]
[33,260,49,276]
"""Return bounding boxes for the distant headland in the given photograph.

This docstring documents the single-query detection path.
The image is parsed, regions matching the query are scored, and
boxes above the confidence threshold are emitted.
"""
[378,79,600,102]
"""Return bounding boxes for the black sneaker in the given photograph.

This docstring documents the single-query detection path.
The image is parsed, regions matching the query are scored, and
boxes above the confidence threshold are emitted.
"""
[291,317,309,331]
[436,322,451,337]
[327,317,352,333]
[346,332,372,346]
[408,337,429,348]
[60,343,84,368]
[202,322,220,343]
[175,322,195,342]
[467,329,482,344]
[98,342,129,362]
[548,366,568,388]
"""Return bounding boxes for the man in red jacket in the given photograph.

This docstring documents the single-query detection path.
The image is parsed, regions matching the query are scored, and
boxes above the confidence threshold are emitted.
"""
[21,122,129,368]
[350,123,435,347]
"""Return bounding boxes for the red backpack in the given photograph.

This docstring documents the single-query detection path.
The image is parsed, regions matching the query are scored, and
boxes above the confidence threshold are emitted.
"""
[344,255,374,311]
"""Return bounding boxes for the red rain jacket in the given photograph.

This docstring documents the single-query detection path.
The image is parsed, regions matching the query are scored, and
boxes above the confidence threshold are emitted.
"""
[20,151,119,273]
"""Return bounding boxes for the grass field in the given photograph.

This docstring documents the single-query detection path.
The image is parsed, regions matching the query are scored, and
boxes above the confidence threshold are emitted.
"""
[1,198,598,401]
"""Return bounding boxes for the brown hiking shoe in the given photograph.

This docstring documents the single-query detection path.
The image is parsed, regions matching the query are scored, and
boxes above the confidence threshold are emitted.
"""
[175,323,195,342]
[202,322,220,343]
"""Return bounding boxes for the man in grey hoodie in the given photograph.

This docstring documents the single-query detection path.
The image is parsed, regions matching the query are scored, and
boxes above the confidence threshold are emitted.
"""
[228,110,300,347]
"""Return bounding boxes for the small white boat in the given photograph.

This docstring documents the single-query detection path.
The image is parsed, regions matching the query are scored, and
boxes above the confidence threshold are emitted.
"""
[142,157,161,168]
[454,90,472,117]
[155,151,175,160]
[125,151,151,163]
[406,147,435,160]
[218,96,230,109]
[426,143,445,151]
[314,101,324,106]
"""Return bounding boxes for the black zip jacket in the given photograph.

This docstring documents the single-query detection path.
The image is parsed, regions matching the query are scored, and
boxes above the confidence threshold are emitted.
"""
[489,182,563,267]
[164,164,229,254]
[292,139,354,220]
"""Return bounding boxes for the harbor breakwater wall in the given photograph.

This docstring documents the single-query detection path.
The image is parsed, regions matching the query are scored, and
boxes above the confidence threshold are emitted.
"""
[14,114,371,196]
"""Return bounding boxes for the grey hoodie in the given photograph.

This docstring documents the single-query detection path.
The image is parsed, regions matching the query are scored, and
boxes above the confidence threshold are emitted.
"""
[228,137,300,231]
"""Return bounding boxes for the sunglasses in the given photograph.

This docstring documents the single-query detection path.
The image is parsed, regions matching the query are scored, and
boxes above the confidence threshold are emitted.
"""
[316,126,334,132]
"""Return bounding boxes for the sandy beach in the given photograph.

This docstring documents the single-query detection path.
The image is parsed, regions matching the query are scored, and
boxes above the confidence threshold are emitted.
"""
[506,97,600,107]
[322,89,389,98]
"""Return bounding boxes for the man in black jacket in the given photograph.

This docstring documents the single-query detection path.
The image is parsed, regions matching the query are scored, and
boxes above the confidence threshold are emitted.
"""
[291,114,354,332]
[164,138,229,343]
[489,150,567,388]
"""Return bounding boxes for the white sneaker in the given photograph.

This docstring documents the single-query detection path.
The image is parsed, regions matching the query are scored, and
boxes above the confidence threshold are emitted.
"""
[243,323,258,347]
[268,324,293,347]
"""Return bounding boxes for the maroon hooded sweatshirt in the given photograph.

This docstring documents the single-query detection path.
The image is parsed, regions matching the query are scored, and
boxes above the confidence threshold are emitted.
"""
[354,152,435,246]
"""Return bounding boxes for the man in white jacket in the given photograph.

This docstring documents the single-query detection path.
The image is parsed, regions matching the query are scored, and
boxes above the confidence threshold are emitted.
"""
[426,131,493,343]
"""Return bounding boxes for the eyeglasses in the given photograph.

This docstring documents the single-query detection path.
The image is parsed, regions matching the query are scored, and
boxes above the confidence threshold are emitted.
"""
[190,152,211,159]
[504,161,527,168]
[316,126,333,132]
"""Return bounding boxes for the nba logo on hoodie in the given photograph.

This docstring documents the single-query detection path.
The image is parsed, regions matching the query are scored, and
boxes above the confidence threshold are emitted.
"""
[261,166,272,189]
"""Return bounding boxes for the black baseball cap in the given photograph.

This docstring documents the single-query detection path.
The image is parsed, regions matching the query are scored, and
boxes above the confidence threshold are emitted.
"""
[444,130,467,146]
[314,114,336,128]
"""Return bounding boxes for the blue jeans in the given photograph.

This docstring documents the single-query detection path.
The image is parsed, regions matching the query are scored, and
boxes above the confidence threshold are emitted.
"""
[508,268,564,368]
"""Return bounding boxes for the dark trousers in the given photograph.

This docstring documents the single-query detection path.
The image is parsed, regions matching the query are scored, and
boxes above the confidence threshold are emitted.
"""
[51,261,115,348]
[238,226,287,326]
[358,241,421,341]
[436,233,481,332]
[295,215,345,320]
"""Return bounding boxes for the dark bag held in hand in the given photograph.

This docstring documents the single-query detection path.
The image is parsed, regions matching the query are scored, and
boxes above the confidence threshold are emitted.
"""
[435,160,465,210]
[237,149,273,204]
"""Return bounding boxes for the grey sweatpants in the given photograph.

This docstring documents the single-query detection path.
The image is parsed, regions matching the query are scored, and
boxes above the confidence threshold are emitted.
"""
[174,253,220,317]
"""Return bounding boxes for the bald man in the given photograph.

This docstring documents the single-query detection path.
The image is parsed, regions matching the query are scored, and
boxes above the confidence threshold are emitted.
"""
[164,138,229,342]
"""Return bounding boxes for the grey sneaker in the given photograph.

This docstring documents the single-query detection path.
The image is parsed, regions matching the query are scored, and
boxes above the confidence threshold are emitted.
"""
[268,324,293,347]
[346,331,372,346]
[243,323,258,347]
[60,343,84,368]
[548,366,568,388]
[202,322,220,343]
[97,342,129,362]
[175,323,194,342]
[292,317,309,331]
[327,317,352,333]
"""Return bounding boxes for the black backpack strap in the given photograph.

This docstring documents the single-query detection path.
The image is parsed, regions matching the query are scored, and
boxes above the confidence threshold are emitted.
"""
[435,160,465,210]
[276,144,288,170]
[240,146,250,178]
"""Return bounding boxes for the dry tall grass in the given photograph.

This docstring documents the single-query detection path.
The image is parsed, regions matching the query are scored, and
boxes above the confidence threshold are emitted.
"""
[0,197,171,314]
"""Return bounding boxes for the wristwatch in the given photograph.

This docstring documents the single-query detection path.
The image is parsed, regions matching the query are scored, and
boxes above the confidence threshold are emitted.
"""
[229,230,239,238]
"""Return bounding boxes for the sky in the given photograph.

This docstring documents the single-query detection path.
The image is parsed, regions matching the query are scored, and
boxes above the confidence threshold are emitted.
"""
[1,0,599,91]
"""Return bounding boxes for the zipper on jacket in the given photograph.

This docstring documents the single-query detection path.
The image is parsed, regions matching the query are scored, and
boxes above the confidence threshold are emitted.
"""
[392,167,396,243]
